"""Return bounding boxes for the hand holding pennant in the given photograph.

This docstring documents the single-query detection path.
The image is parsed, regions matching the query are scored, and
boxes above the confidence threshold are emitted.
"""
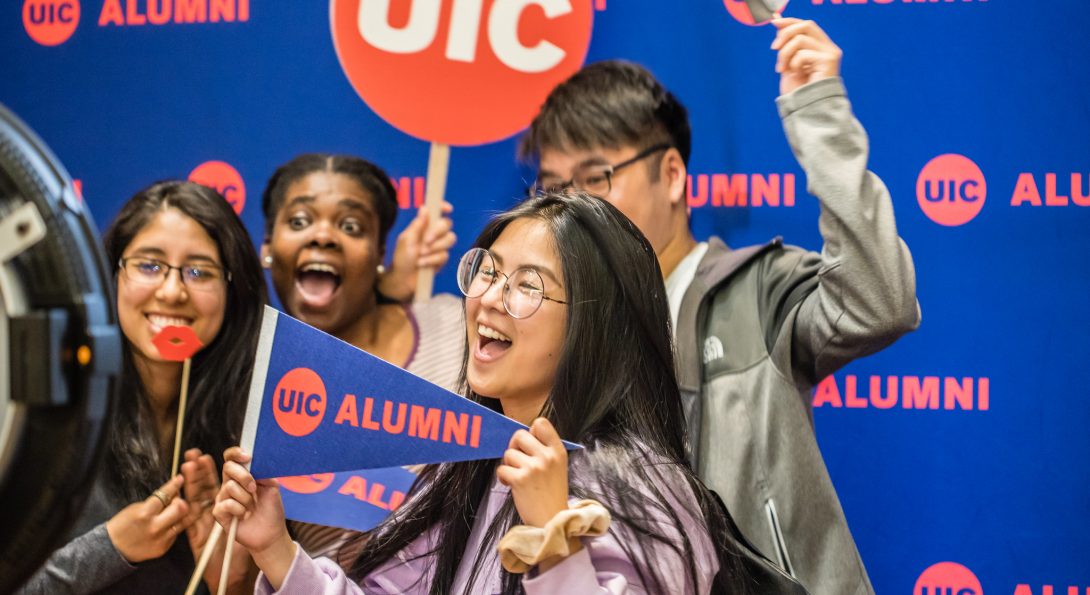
[193,306,580,589]
[329,0,595,302]
[248,306,579,477]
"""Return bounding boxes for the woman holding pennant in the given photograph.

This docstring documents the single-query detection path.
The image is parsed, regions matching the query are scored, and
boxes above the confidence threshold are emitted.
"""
[258,153,462,563]
[17,181,267,594]
[214,191,807,594]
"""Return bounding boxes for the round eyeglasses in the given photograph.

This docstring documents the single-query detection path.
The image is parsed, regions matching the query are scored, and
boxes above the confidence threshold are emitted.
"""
[456,248,567,319]
[119,257,231,292]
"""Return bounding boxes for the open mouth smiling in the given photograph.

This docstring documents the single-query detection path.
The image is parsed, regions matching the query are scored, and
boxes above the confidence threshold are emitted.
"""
[475,323,512,362]
[295,261,342,309]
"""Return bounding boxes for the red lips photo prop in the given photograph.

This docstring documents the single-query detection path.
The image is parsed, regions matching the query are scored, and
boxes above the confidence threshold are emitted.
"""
[153,326,204,361]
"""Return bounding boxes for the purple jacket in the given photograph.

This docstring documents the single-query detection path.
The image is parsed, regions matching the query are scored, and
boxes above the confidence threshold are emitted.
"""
[256,465,719,594]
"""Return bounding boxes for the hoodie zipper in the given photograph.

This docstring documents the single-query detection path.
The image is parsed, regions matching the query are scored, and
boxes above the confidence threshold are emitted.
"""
[765,498,796,578]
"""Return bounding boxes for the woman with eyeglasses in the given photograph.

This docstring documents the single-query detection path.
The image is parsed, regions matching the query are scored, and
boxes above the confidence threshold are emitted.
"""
[211,191,801,594]
[258,153,461,564]
[18,181,266,594]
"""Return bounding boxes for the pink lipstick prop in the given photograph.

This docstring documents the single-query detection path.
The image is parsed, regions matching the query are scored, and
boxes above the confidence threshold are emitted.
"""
[151,325,203,477]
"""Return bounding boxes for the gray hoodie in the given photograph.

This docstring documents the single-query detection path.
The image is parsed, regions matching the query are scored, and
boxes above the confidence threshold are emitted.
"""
[674,77,920,595]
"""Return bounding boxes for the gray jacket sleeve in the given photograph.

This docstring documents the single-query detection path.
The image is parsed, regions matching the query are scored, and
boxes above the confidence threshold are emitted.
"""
[16,523,135,594]
[772,77,921,387]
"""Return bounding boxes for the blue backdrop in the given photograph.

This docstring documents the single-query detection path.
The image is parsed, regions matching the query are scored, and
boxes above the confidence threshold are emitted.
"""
[4,1,1088,593]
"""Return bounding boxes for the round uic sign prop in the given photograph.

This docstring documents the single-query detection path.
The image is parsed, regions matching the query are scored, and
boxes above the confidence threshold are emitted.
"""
[331,0,594,146]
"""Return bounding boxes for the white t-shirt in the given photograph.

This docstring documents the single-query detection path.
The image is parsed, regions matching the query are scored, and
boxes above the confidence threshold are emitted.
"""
[664,242,708,334]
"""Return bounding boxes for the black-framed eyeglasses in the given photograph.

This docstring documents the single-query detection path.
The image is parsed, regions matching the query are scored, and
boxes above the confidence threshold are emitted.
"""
[456,248,567,319]
[529,142,672,198]
[119,257,231,292]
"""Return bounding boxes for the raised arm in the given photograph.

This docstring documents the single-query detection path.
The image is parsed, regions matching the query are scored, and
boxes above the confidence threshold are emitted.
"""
[769,19,920,386]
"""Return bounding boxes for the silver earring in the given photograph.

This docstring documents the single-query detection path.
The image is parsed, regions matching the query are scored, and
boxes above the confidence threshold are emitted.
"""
[377,264,386,274]
[264,255,273,266]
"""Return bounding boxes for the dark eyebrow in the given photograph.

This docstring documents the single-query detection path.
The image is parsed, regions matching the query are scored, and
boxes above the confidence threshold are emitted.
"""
[127,247,219,265]
[577,156,610,169]
[490,250,562,286]
[338,198,375,216]
[532,264,562,286]
[538,157,610,180]
[284,195,315,210]
[129,247,165,258]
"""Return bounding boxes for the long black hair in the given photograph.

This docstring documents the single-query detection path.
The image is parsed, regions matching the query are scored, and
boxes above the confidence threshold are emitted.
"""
[346,192,748,594]
[102,180,267,502]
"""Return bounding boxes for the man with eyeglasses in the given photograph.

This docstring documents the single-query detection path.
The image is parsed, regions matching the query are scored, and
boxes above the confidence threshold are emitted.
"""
[520,19,919,595]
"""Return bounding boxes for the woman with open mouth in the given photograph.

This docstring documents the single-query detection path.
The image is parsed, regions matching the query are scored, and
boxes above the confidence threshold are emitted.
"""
[19,181,267,594]
[214,191,805,594]
[259,153,462,565]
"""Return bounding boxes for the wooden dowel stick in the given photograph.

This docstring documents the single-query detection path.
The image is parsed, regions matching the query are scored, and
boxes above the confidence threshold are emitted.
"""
[170,357,192,477]
[413,141,450,304]
[184,522,224,595]
[216,518,240,595]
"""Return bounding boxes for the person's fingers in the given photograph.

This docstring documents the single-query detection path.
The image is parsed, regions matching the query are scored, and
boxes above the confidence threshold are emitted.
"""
[422,230,457,256]
[770,20,812,51]
[423,215,454,245]
[770,17,804,48]
[255,478,282,496]
[181,459,214,487]
[502,447,534,470]
[223,461,257,493]
[187,454,218,482]
[495,464,520,487]
[771,16,802,30]
[530,417,563,448]
[440,201,454,215]
[795,19,832,43]
[159,474,185,498]
[196,455,218,485]
[144,475,184,512]
[182,463,218,504]
[223,447,251,465]
[185,448,202,462]
[776,33,820,73]
[788,49,825,74]
[213,499,248,526]
[509,428,548,457]
[151,496,191,533]
[403,209,427,244]
[417,253,449,270]
[222,479,256,509]
[180,495,211,526]
[197,453,215,471]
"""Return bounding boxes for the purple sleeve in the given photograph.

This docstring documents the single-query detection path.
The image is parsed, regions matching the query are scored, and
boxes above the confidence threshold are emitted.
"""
[522,473,720,595]
[254,545,365,595]
[255,532,436,595]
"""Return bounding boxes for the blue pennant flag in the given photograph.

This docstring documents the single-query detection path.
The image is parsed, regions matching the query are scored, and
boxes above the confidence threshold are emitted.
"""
[277,467,418,533]
[239,306,578,481]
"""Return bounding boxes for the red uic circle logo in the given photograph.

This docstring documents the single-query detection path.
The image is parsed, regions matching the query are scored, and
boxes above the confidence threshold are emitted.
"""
[23,0,80,46]
[272,368,328,437]
[277,473,336,494]
[188,161,246,215]
[723,0,787,25]
[917,153,987,226]
[724,0,757,25]
[914,562,983,595]
[330,0,594,146]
